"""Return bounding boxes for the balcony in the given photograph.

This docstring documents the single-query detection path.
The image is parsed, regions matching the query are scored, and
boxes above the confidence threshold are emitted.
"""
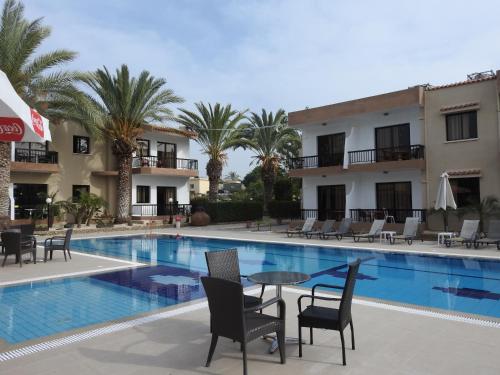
[298,208,426,223]
[288,145,425,177]
[132,156,198,177]
[11,148,59,173]
[132,203,191,218]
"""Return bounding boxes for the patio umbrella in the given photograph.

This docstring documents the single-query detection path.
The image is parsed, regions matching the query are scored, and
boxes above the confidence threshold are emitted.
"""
[0,69,51,142]
[434,172,457,231]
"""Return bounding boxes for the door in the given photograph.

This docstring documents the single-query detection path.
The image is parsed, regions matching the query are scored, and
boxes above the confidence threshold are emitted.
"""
[317,185,346,220]
[375,124,410,162]
[157,187,177,215]
[376,182,412,223]
[317,133,345,167]
[13,183,47,219]
[157,142,176,168]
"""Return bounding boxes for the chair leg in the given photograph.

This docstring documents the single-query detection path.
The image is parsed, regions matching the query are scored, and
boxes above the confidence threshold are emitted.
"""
[2,254,7,267]
[350,320,355,350]
[63,250,67,261]
[277,330,286,364]
[205,334,218,367]
[33,250,37,264]
[310,327,313,345]
[50,250,53,260]
[298,324,302,357]
[242,342,248,375]
[340,330,346,366]
[67,248,72,259]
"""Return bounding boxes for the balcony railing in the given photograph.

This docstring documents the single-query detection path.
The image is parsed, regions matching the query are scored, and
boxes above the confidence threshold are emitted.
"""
[14,148,58,164]
[132,156,198,170]
[132,203,191,217]
[348,145,424,165]
[301,208,345,221]
[288,153,344,169]
[350,208,426,223]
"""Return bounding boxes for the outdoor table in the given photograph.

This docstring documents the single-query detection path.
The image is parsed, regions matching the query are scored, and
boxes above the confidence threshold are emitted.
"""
[248,271,311,353]
[380,230,396,243]
[438,232,454,247]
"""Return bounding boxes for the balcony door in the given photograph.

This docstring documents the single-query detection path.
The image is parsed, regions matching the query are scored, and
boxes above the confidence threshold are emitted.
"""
[376,182,412,223]
[157,186,177,215]
[157,142,176,168]
[317,133,345,167]
[317,185,345,220]
[375,124,410,162]
[13,183,47,219]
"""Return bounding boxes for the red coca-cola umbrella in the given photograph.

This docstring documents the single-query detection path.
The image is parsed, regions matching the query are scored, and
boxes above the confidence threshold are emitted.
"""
[0,69,51,142]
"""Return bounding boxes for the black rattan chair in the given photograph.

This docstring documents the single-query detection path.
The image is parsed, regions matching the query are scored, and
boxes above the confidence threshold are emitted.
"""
[1,231,37,267]
[201,276,286,375]
[205,249,264,309]
[44,228,73,262]
[297,259,361,365]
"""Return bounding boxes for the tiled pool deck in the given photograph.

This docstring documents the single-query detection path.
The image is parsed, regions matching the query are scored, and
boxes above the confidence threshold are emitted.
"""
[0,225,499,374]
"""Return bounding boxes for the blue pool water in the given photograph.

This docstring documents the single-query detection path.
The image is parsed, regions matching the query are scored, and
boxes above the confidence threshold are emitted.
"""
[1,235,499,344]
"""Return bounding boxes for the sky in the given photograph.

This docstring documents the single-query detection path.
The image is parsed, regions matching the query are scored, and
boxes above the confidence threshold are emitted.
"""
[22,0,500,178]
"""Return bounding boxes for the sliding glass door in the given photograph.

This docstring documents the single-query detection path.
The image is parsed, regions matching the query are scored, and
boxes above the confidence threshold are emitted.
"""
[375,124,410,162]
[376,182,412,223]
[317,133,345,167]
[157,142,176,168]
[317,185,345,220]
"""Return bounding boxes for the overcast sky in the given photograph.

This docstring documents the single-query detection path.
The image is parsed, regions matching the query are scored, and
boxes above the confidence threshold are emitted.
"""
[23,0,500,178]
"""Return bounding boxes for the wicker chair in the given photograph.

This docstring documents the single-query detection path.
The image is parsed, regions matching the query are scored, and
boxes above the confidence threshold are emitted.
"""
[1,231,37,267]
[205,249,264,309]
[201,276,286,375]
[44,228,73,262]
[297,259,361,365]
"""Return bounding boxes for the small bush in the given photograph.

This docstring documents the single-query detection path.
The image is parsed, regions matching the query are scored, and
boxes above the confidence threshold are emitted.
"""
[268,200,301,219]
[190,199,263,223]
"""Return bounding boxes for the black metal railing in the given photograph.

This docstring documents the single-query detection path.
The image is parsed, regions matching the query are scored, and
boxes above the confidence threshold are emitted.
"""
[348,145,424,165]
[132,156,198,170]
[132,203,191,217]
[288,153,344,169]
[300,209,346,221]
[349,208,426,223]
[14,148,58,164]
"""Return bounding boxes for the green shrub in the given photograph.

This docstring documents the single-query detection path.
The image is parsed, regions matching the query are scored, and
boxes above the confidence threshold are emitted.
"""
[268,200,301,219]
[190,199,263,223]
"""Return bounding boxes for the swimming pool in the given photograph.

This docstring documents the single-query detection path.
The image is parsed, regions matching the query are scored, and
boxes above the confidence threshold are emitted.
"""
[1,234,499,344]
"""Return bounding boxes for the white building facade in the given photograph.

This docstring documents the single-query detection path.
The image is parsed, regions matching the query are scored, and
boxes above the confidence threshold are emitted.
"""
[289,87,427,223]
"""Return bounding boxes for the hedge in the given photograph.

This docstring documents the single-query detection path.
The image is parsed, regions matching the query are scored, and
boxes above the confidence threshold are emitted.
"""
[191,199,263,223]
[268,200,301,219]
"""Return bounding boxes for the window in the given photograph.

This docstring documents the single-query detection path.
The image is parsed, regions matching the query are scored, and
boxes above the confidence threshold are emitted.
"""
[375,124,410,161]
[136,186,150,203]
[73,136,90,154]
[317,185,346,221]
[13,183,47,219]
[376,182,412,223]
[190,184,195,189]
[72,185,90,201]
[450,177,480,207]
[157,142,176,168]
[446,111,477,141]
[317,133,345,167]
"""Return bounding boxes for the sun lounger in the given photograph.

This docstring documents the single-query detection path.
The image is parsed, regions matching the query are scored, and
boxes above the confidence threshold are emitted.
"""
[321,218,353,240]
[390,217,420,245]
[474,220,500,250]
[353,219,385,243]
[305,220,335,239]
[445,220,479,248]
[287,218,316,238]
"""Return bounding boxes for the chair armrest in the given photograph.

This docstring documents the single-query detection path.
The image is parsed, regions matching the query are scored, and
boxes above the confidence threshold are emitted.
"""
[244,297,285,319]
[240,274,248,279]
[312,283,343,295]
[297,294,341,313]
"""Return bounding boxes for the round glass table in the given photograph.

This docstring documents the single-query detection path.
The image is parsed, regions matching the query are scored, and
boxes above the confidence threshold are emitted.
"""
[248,271,311,353]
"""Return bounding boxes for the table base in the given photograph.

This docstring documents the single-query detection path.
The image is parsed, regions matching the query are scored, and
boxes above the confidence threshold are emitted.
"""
[263,335,306,354]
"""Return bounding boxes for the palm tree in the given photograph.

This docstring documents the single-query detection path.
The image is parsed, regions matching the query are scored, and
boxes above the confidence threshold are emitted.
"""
[52,65,183,222]
[0,0,77,217]
[177,103,246,201]
[225,171,240,181]
[238,109,299,211]
[458,195,500,234]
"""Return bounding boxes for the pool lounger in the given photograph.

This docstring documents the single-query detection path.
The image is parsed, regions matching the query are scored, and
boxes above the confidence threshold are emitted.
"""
[305,220,336,239]
[390,217,420,245]
[474,219,500,250]
[321,218,353,240]
[287,218,316,238]
[445,220,479,249]
[353,220,385,243]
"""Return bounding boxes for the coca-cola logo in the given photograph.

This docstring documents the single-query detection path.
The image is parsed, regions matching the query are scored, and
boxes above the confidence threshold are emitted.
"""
[31,108,44,138]
[0,117,24,141]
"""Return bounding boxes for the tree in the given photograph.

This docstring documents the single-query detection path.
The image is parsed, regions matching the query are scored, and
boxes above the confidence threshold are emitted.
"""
[238,109,299,212]
[52,65,183,221]
[0,0,77,217]
[458,195,500,234]
[225,171,240,181]
[177,103,245,201]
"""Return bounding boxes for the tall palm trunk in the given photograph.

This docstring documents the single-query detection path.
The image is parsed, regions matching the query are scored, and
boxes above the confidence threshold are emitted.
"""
[116,153,132,222]
[0,141,11,217]
[207,158,223,201]
[261,164,275,214]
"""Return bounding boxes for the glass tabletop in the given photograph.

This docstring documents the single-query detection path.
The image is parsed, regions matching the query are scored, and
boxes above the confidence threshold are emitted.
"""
[247,271,311,286]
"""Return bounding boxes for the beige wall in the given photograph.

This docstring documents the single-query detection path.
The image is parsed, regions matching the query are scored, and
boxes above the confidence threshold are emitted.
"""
[11,121,118,215]
[189,177,209,197]
[424,79,500,209]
